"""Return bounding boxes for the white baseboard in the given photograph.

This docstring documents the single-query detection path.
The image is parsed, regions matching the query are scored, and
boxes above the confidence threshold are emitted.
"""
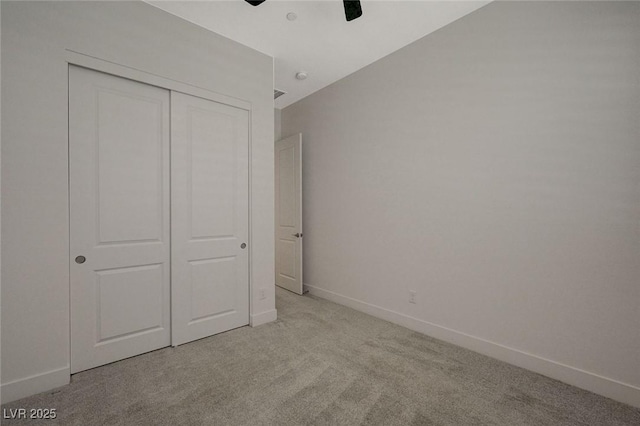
[1,366,70,405]
[250,309,277,327]
[304,283,640,409]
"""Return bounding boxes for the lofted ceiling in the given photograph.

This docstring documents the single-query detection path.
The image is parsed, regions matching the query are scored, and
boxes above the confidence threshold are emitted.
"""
[148,1,490,108]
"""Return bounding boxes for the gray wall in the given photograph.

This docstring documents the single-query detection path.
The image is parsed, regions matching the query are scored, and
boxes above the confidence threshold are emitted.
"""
[273,108,282,141]
[1,1,274,402]
[282,1,640,406]
[275,108,282,141]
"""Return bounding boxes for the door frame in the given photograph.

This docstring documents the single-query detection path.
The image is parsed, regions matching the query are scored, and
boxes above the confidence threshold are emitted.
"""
[66,50,254,358]
[66,50,251,111]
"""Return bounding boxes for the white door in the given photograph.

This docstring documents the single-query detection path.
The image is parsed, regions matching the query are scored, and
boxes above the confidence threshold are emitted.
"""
[70,66,171,373]
[171,92,250,346]
[275,134,303,294]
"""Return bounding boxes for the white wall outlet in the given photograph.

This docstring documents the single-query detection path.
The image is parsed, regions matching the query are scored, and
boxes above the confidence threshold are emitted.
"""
[259,288,266,300]
[409,290,417,304]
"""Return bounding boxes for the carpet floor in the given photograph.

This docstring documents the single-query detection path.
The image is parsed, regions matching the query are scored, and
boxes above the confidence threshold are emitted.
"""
[2,287,639,425]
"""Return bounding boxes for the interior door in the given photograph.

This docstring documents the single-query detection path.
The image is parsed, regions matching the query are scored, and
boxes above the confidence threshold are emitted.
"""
[70,66,171,373]
[275,134,303,294]
[171,92,250,346]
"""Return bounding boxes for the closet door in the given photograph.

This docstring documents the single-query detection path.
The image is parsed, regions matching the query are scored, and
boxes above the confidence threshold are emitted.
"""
[171,92,250,346]
[69,66,171,373]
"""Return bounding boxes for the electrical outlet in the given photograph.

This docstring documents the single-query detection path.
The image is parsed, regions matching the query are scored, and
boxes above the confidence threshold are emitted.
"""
[409,290,417,304]
[259,288,266,300]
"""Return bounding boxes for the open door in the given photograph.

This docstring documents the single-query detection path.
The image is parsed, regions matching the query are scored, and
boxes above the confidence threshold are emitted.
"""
[275,134,303,294]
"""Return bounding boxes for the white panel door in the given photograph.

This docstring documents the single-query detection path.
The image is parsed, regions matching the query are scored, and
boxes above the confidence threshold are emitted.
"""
[70,66,171,373]
[275,134,303,294]
[171,92,249,346]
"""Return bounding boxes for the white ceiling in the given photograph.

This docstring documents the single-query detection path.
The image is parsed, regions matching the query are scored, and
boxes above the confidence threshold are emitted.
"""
[148,1,490,108]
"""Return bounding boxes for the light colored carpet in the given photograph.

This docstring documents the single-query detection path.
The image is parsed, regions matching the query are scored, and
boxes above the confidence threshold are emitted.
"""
[2,287,639,425]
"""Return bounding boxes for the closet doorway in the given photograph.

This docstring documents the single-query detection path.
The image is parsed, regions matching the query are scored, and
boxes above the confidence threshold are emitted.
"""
[69,66,249,373]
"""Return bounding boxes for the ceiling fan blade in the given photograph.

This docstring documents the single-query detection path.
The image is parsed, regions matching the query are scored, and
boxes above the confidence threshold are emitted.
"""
[344,0,362,21]
[245,0,266,6]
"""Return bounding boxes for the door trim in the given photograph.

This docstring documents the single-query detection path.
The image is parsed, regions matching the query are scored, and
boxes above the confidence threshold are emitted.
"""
[65,50,251,111]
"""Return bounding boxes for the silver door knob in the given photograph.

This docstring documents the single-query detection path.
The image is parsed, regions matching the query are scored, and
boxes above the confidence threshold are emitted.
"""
[240,243,247,249]
[75,255,86,264]
[293,233,303,238]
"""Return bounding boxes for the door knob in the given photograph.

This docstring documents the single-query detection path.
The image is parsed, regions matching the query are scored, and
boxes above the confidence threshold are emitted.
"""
[240,243,247,249]
[75,255,86,264]
[293,233,303,238]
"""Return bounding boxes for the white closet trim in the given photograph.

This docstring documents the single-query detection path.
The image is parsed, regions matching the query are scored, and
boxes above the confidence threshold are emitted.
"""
[65,49,251,111]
